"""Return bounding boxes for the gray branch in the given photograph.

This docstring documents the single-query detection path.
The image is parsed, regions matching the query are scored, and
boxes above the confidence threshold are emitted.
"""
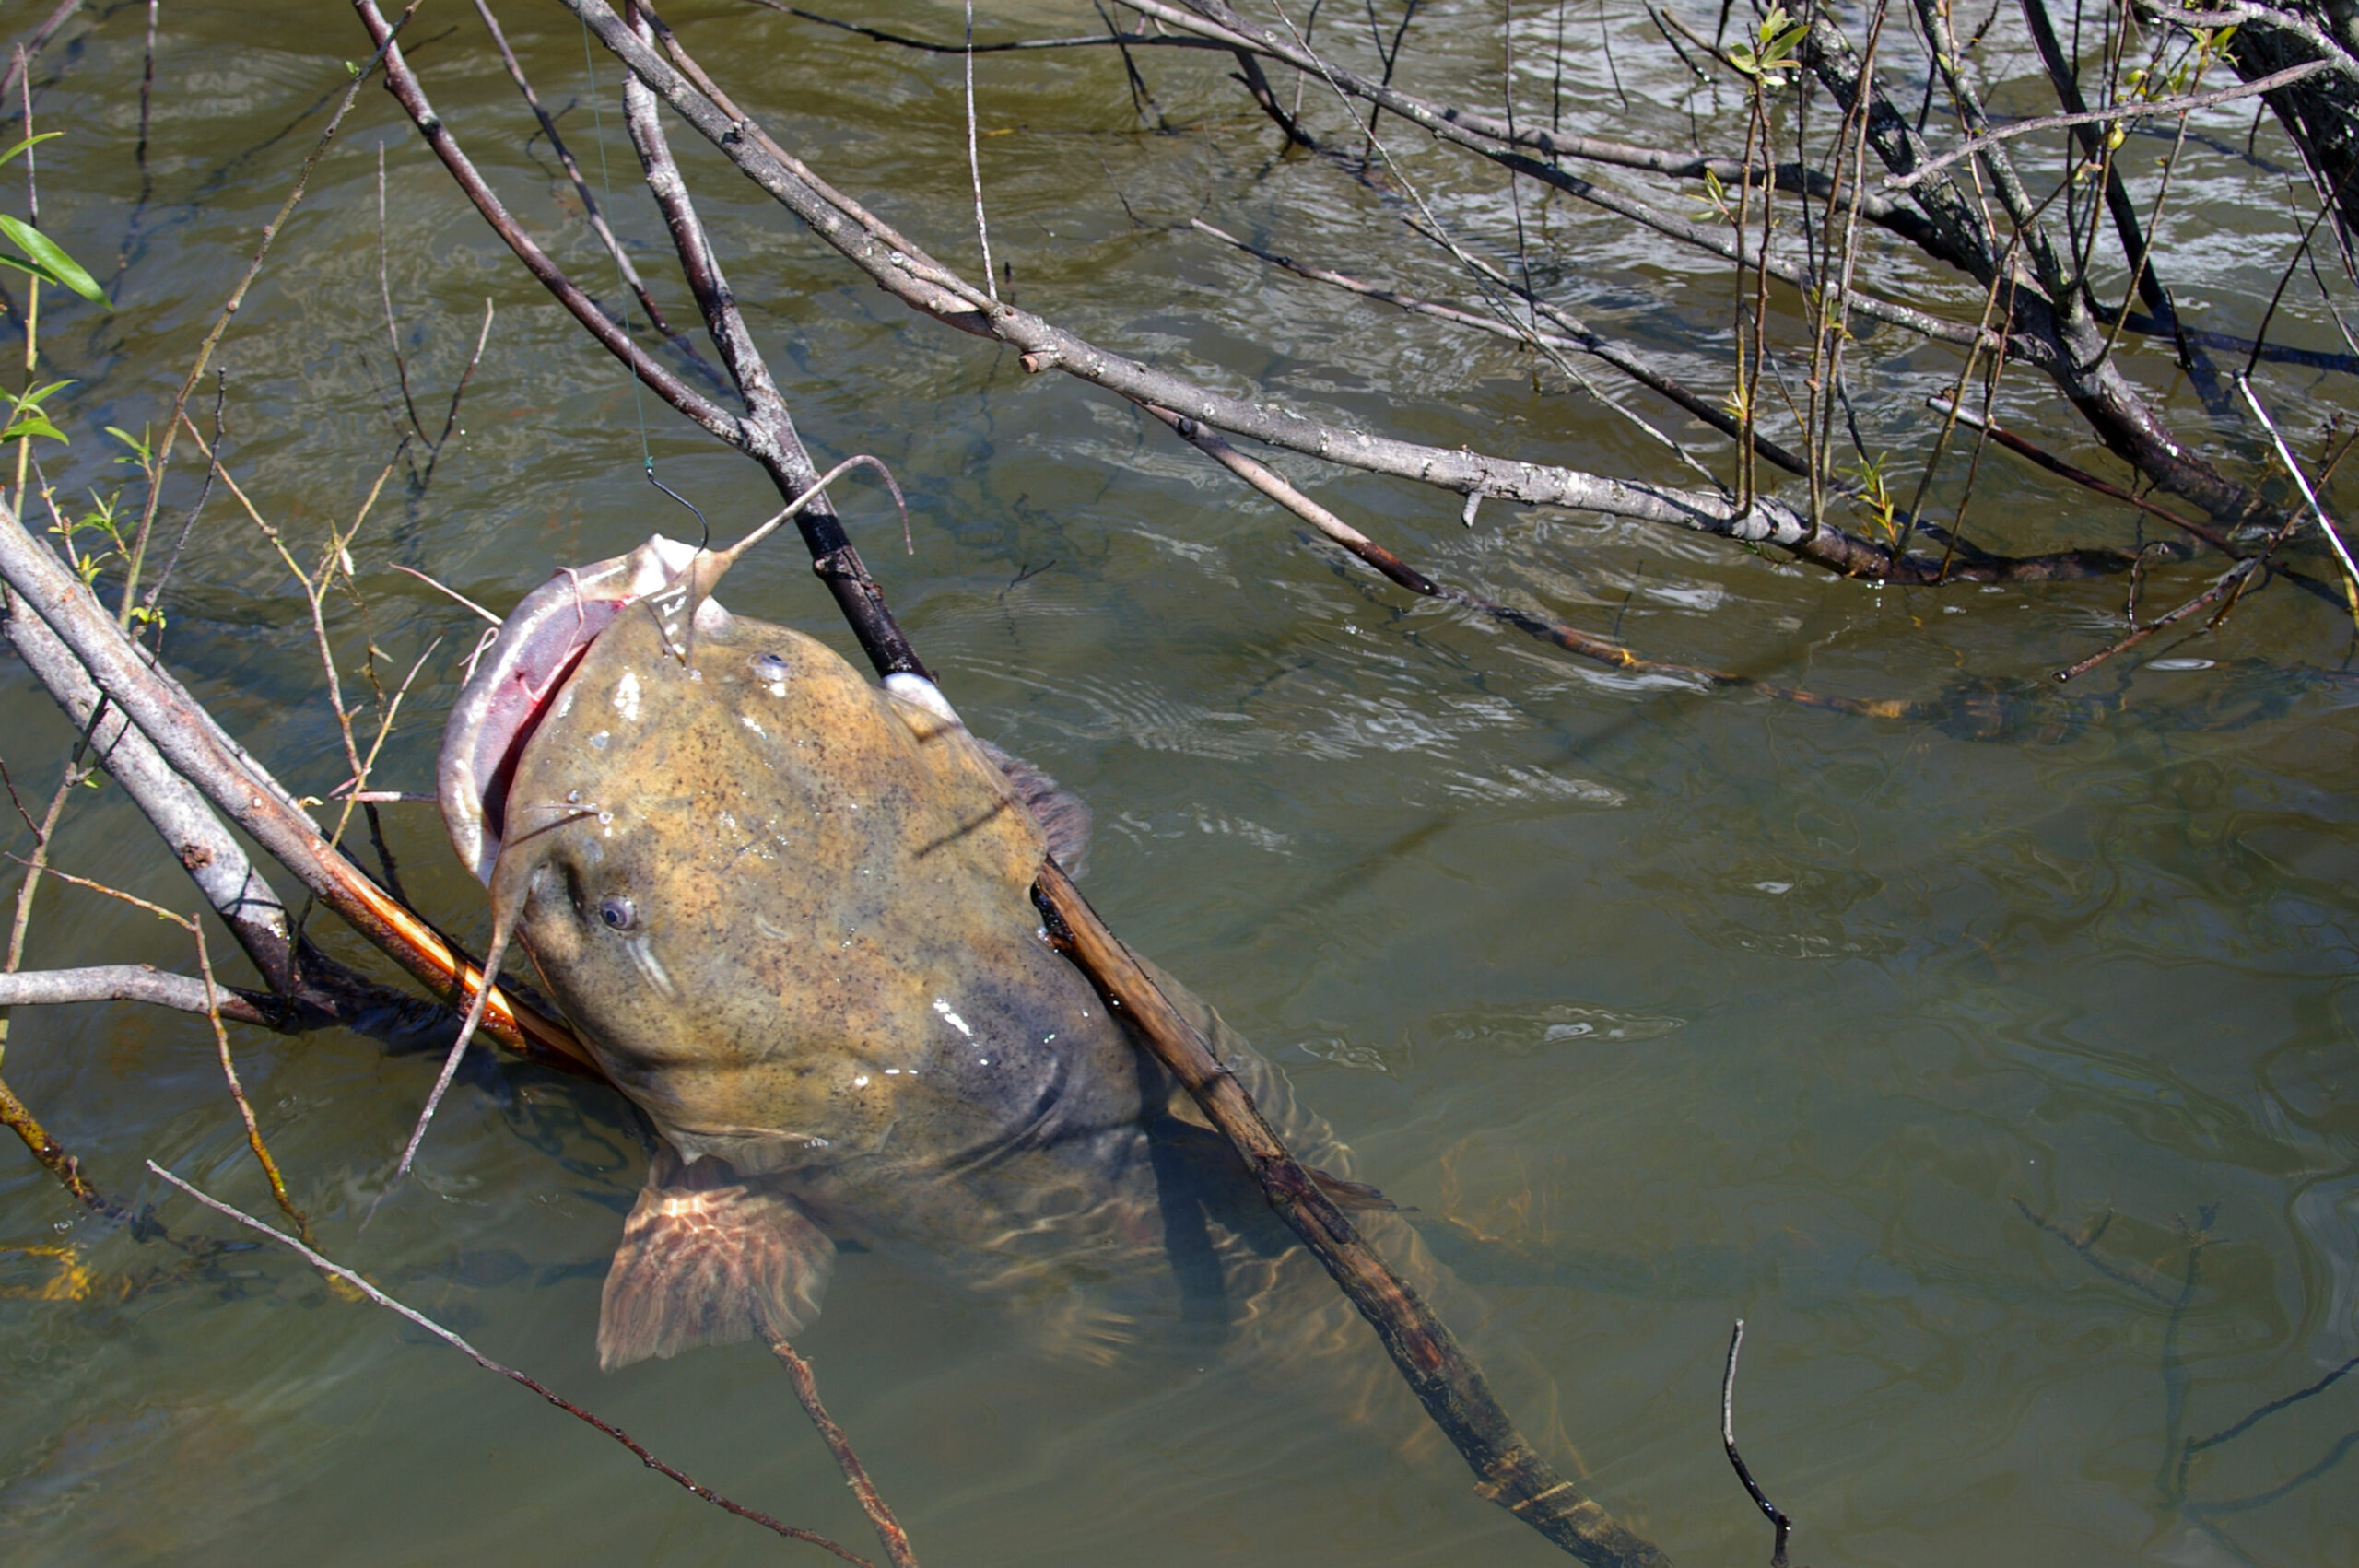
[4,585,296,992]
[0,964,274,1024]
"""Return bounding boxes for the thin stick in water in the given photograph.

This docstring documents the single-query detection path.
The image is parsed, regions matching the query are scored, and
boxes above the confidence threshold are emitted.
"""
[18,858,307,1233]
[964,0,997,299]
[2236,373,2359,627]
[1720,1319,1793,1567]
[147,1161,877,1567]
[767,1334,920,1568]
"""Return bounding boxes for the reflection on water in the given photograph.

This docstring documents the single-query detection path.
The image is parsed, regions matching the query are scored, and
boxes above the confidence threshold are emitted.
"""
[0,1,2354,1565]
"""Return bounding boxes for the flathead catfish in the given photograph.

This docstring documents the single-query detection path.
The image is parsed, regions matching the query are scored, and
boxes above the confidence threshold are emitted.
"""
[437,535,1368,1370]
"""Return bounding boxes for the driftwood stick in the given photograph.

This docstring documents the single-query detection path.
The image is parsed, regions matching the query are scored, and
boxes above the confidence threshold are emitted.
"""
[1029,859,1671,1568]
[766,1334,920,1568]
[0,963,276,1024]
[0,1070,121,1215]
[1189,218,1811,477]
[0,497,591,1071]
[6,556,297,997]
[1142,404,1913,720]
[149,1162,875,1566]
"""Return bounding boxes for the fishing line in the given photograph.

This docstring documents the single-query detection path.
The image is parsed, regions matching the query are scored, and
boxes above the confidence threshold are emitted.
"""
[579,10,709,549]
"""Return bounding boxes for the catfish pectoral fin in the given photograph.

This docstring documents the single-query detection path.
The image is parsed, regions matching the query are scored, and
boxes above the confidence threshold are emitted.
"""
[597,1148,836,1371]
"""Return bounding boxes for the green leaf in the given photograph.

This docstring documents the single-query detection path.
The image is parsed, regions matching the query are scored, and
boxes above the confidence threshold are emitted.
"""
[103,424,153,465]
[1,411,66,444]
[1762,20,1809,63]
[0,131,63,167]
[0,215,107,307]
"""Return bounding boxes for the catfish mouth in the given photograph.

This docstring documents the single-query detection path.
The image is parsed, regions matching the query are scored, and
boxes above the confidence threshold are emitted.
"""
[438,535,702,884]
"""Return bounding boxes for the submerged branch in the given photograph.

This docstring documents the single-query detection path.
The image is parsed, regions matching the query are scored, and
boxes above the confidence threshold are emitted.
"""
[768,1335,921,1568]
[1144,404,1911,718]
[150,1162,876,1566]
[1031,860,1671,1568]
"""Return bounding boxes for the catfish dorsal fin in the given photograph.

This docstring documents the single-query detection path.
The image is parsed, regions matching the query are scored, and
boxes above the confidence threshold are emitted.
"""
[972,735,1093,878]
[598,1146,836,1371]
[880,673,1096,876]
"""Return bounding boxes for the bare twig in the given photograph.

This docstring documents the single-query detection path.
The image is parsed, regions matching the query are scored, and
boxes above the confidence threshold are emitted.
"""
[193,919,307,1235]
[4,749,77,977]
[2236,374,2359,625]
[422,298,496,484]
[1884,57,2332,190]
[377,144,428,445]
[0,0,81,108]
[767,1335,920,1568]
[140,371,230,617]
[0,1071,115,1214]
[2052,559,2252,681]
[148,1161,877,1567]
[1721,1320,1793,1567]
[469,0,697,346]
[760,4,1227,53]
[962,0,997,300]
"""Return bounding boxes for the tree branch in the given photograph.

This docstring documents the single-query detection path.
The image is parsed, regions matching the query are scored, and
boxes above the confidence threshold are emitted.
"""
[562,0,2141,583]
[0,496,591,1071]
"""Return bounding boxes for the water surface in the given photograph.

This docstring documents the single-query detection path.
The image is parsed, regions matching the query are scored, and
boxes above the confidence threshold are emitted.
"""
[1,3,2354,1565]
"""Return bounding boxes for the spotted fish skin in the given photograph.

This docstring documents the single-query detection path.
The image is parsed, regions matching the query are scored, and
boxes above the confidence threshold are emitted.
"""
[503,599,1155,1176]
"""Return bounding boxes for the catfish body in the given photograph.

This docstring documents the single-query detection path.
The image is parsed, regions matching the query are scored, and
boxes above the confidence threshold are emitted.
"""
[441,540,1331,1368]
[502,601,1149,1188]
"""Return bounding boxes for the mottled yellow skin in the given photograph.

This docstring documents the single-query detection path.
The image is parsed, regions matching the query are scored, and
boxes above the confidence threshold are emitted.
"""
[501,600,1160,1188]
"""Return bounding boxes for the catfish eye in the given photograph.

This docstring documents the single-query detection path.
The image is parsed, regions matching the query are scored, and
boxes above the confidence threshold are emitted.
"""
[598,895,637,931]
[752,651,790,683]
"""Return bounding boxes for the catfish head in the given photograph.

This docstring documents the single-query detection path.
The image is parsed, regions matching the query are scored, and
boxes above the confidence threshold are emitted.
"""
[440,534,703,888]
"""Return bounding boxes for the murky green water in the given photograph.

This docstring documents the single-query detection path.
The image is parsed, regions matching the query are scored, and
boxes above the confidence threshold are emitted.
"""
[1,2,2354,1563]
